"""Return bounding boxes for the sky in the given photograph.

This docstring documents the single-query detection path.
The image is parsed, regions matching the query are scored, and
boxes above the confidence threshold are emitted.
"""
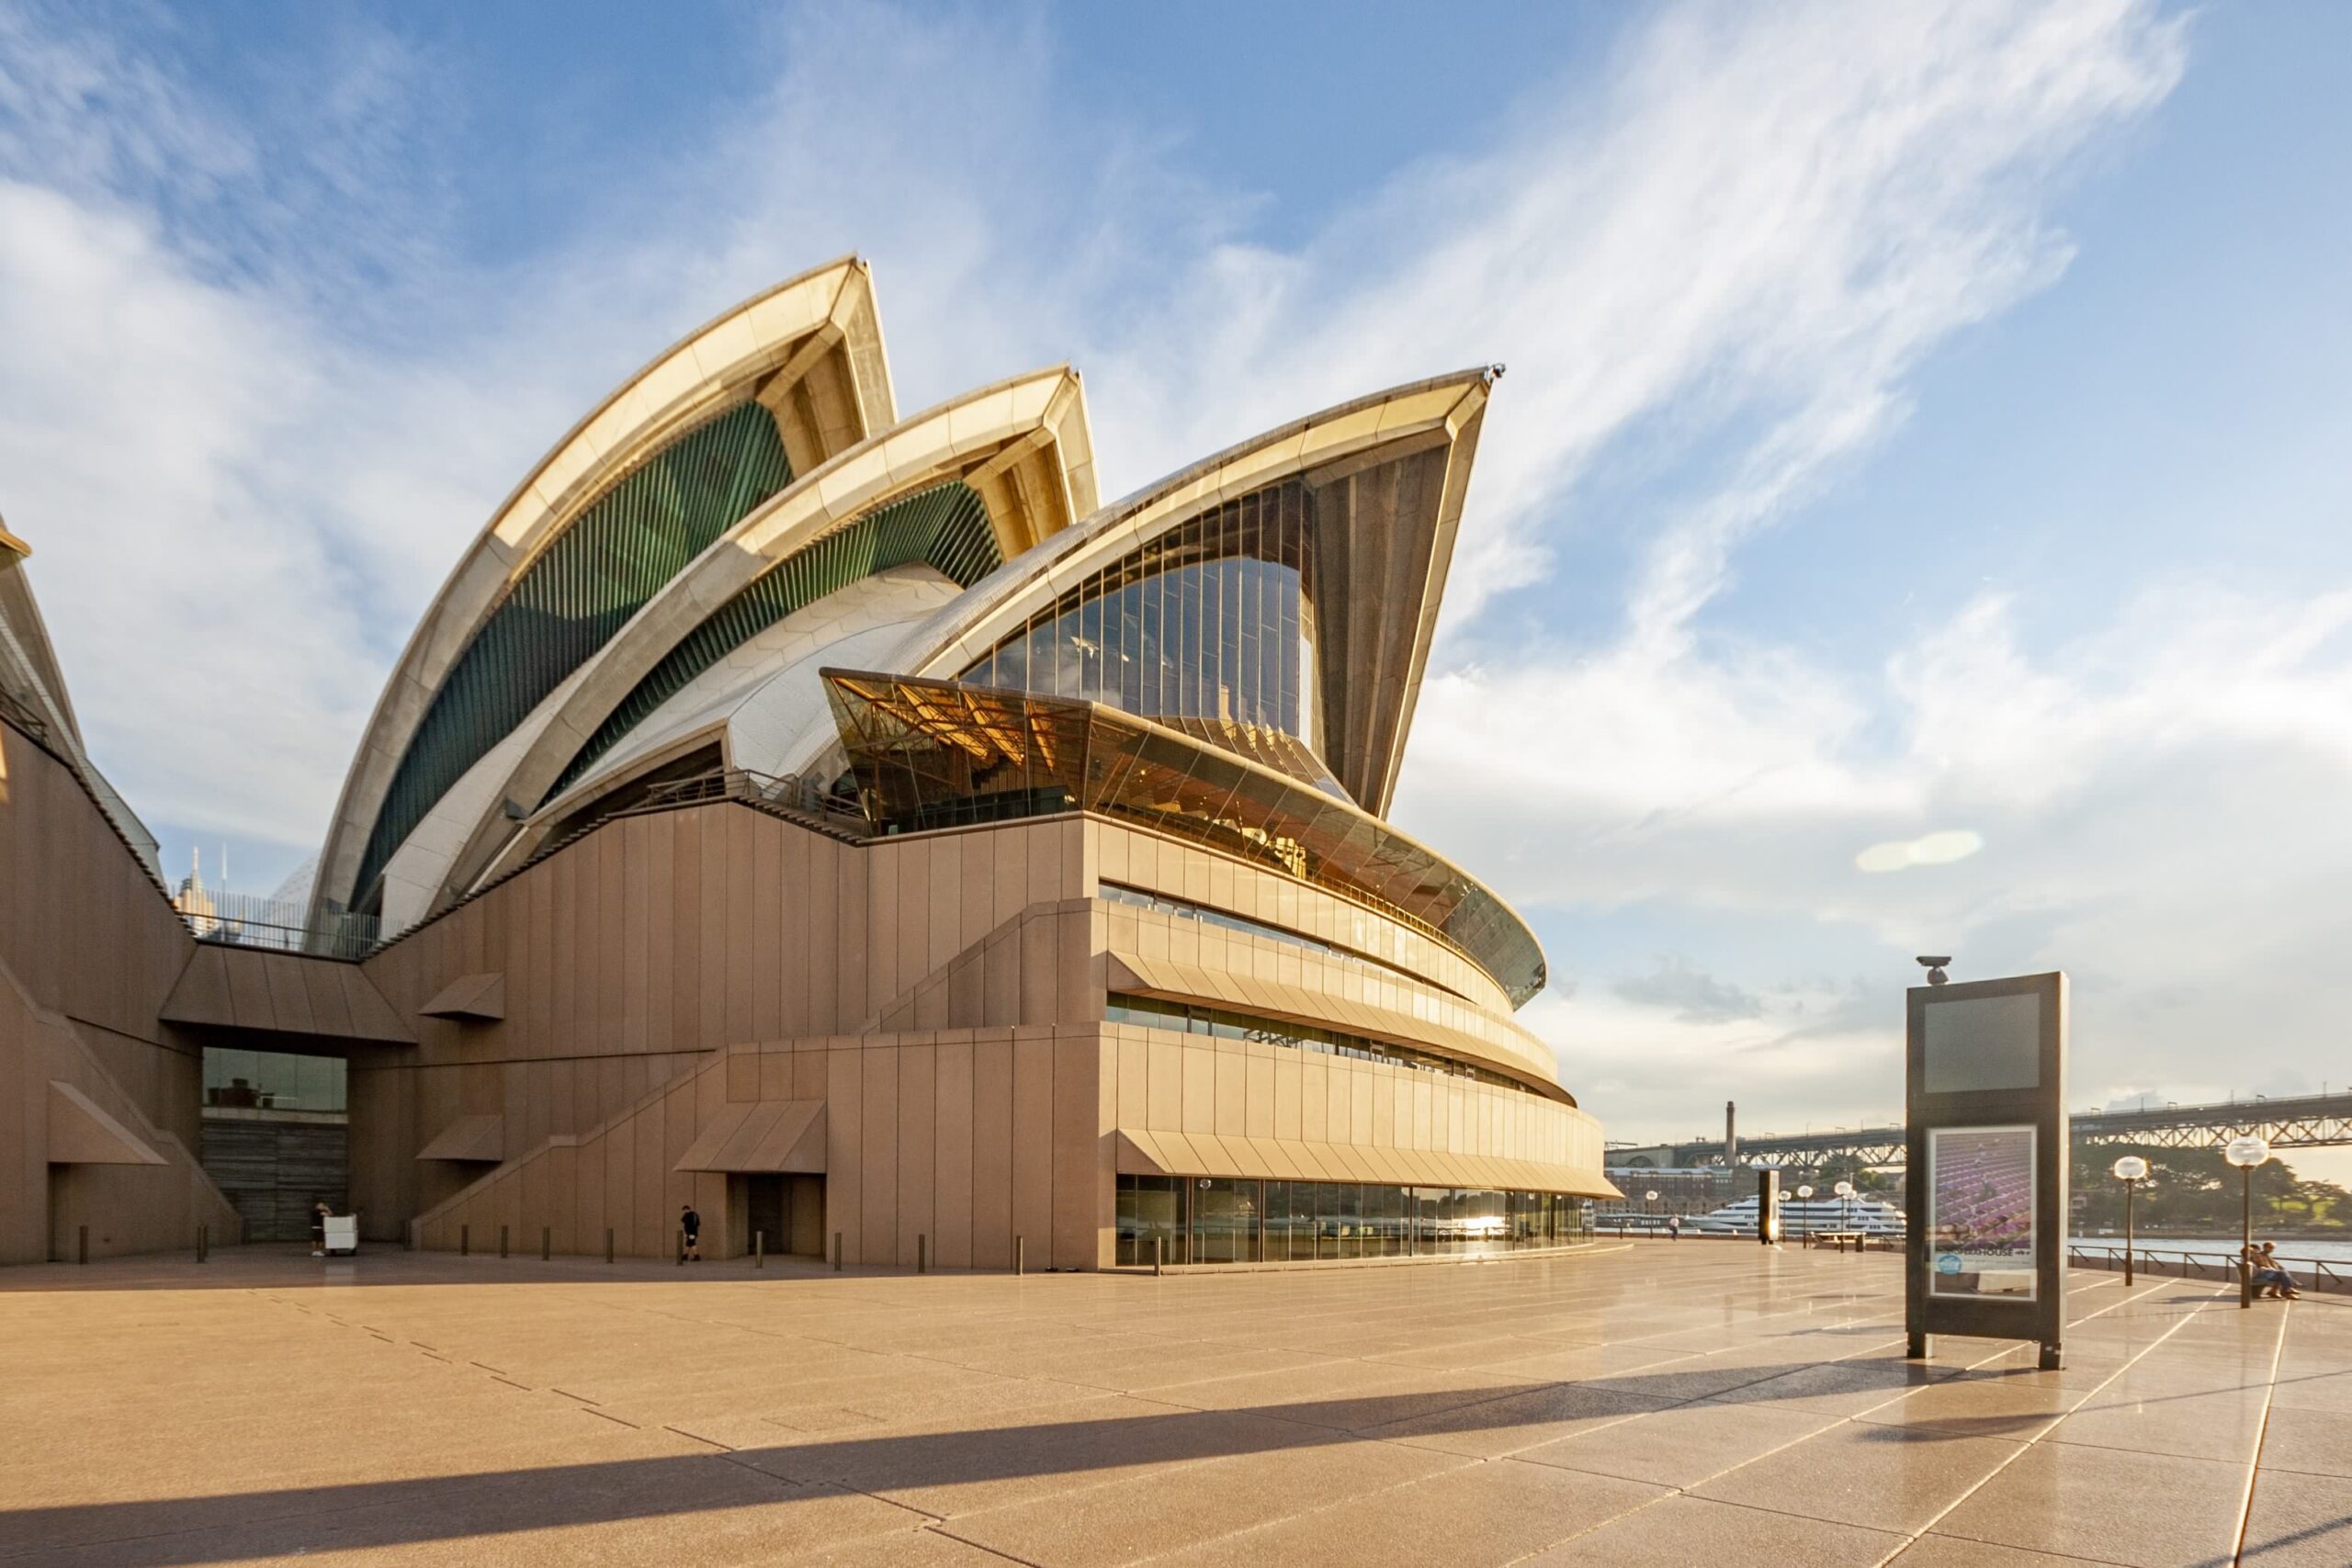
[4,1,2348,1170]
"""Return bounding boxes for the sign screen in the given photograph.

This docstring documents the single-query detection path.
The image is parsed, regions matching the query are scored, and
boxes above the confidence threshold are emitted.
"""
[1927,1125,2037,1302]
[1923,992,2041,1092]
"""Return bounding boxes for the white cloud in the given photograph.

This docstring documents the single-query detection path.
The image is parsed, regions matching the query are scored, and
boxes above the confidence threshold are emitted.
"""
[18,1,2335,1145]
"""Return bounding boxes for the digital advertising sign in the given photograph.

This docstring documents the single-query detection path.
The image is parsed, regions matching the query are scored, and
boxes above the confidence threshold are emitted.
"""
[1905,972,2067,1368]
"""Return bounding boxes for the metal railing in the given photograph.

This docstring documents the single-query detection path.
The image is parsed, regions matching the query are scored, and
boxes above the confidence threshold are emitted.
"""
[2067,1242,2350,1296]
[180,890,382,962]
[633,766,870,839]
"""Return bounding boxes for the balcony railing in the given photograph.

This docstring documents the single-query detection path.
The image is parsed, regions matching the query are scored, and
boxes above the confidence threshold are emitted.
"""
[178,890,382,963]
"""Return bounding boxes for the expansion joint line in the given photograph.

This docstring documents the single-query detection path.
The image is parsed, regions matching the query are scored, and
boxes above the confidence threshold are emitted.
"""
[2231,1300,2293,1568]
[1888,1276,2242,1565]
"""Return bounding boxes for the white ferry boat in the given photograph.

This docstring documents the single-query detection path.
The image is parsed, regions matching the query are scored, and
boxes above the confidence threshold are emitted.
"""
[1691,1193,1906,1237]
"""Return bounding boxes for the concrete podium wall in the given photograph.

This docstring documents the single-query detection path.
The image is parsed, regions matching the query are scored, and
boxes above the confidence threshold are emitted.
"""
[0,719,242,1263]
[356,802,1607,1267]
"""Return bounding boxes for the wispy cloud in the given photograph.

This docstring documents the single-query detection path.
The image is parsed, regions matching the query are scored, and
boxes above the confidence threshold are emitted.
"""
[16,1,2335,1145]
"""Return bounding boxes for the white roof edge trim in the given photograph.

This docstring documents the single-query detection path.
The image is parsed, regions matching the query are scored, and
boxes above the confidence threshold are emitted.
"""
[315,256,886,921]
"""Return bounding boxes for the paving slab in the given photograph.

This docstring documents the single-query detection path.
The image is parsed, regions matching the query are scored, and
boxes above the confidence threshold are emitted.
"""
[0,1243,2338,1566]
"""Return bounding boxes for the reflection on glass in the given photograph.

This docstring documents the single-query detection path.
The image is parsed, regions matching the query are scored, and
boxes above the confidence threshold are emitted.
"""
[825,672,1549,1005]
[1115,1174,1187,1266]
[1104,994,1535,1096]
[1114,1176,1592,1266]
[202,1047,347,1113]
[964,480,1317,746]
[1193,1178,1261,1263]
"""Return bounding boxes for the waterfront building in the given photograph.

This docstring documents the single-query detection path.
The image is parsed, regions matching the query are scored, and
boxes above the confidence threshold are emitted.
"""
[0,256,1614,1268]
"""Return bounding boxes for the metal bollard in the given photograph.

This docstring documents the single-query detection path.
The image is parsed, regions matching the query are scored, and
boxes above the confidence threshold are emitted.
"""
[1014,1235,1025,1277]
[460,1224,469,1258]
[499,1225,509,1259]
[918,1235,927,1274]
[541,1226,551,1261]
[605,1227,615,1265]
[1154,1235,1164,1277]
[678,1227,687,1266]
[78,1224,88,1265]
[755,1230,764,1269]
[832,1231,843,1272]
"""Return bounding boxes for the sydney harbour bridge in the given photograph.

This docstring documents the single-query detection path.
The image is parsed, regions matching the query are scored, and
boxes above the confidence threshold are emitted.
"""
[1610,1089,2352,1170]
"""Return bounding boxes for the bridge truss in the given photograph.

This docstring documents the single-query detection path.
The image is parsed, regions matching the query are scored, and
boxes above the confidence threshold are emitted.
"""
[1649,1091,2352,1170]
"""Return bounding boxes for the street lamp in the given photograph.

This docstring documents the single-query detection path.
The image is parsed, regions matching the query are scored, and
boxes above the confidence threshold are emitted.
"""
[1834,1179,1855,1236]
[2111,1156,2149,1286]
[1795,1183,1815,1243]
[1645,1190,1659,1234]
[2223,1135,2272,1310]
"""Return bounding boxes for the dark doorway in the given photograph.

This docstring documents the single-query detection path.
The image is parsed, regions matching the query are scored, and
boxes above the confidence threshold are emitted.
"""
[746,1175,786,1258]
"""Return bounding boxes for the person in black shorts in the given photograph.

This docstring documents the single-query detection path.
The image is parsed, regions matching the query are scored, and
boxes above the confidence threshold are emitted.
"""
[680,1204,701,1264]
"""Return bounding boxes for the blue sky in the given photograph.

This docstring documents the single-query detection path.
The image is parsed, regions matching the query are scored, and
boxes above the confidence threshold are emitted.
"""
[5,2,2348,1162]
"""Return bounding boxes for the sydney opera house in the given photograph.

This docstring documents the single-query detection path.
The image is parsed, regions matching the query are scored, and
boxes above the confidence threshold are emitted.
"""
[1,256,1612,1269]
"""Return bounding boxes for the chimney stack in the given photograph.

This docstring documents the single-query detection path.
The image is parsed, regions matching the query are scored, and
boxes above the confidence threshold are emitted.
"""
[1724,1100,1737,1168]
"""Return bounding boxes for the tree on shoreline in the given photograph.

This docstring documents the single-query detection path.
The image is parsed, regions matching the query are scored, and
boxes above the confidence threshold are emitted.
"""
[2069,1145,2347,1232]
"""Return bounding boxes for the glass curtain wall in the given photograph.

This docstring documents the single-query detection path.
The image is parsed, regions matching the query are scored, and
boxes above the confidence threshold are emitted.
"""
[823,672,1549,1005]
[961,480,1317,746]
[1106,993,1538,1097]
[1115,1175,1590,1265]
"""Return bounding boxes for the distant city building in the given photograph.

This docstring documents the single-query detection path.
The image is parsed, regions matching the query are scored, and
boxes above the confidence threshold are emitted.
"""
[2,257,1617,1267]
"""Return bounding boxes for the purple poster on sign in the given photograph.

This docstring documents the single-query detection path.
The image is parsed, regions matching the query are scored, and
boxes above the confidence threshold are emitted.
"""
[1927,1126,2037,1301]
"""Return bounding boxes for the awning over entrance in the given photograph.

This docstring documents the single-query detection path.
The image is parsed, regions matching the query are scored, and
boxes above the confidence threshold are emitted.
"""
[47,1081,167,1167]
[673,1100,826,1173]
[1115,1128,1620,1199]
[416,1114,505,1163]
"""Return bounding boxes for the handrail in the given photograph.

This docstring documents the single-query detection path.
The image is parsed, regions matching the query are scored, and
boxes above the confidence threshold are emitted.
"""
[2067,1242,2349,1296]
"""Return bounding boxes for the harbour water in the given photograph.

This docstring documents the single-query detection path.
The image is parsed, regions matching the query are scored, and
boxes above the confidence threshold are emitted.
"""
[2072,1233,2352,1264]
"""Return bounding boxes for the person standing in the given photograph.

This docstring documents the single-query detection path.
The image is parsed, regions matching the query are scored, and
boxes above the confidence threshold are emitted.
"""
[1668,1213,1682,1242]
[680,1204,701,1264]
[311,1200,331,1258]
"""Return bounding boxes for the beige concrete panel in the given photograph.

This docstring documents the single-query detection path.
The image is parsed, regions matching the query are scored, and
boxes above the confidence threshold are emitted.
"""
[1115,1036,1146,1129]
[833,847,865,1033]
[802,833,836,1033]
[979,927,1018,1029]
[725,1050,759,1103]
[866,840,901,1014]
[896,1043,934,1264]
[1241,1051,1276,1140]
[989,829,1026,928]
[968,1035,1012,1269]
[221,950,277,1032]
[826,1047,863,1262]
[1212,1046,1246,1138]
[932,1036,974,1269]
[1299,1057,1329,1143]
[923,837,960,975]
[747,816,781,1041]
[1056,907,1098,1026]
[1180,1041,1215,1131]
[1011,1034,1054,1265]
[1145,1033,1181,1131]
[1272,1055,1303,1142]
[695,806,728,1046]
[956,832,993,952]
[1050,1034,1101,1269]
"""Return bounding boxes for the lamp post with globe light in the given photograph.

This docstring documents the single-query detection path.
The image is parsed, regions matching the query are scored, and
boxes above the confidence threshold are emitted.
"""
[1834,1179,1855,1241]
[2111,1156,2148,1286]
[1645,1190,1659,1235]
[2224,1136,2271,1309]
[1796,1184,1815,1243]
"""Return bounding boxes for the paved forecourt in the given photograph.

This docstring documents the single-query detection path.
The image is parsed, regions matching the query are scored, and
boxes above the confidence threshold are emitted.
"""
[2,1242,2345,1567]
